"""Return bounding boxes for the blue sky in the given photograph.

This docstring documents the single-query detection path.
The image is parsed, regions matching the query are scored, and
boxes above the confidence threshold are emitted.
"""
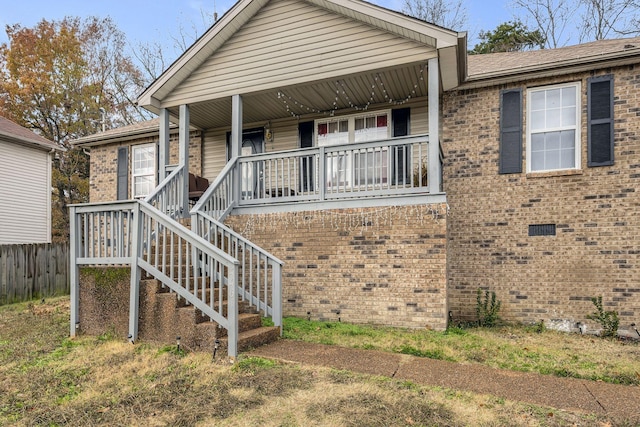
[0,0,512,57]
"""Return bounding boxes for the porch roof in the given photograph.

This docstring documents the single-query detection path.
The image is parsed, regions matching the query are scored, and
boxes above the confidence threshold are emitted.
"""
[136,0,466,128]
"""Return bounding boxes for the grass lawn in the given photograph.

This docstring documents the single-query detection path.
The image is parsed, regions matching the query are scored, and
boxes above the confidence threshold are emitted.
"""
[1,296,638,426]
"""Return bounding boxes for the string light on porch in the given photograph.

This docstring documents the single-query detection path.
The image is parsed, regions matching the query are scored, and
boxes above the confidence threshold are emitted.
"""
[277,63,427,118]
[236,204,449,238]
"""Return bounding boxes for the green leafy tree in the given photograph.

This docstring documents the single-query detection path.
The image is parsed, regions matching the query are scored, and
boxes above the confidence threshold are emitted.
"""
[470,21,546,54]
[0,17,146,242]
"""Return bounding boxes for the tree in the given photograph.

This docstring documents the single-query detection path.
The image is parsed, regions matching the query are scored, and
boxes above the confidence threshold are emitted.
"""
[0,18,146,242]
[513,0,640,48]
[512,0,577,48]
[401,0,467,30]
[133,8,217,85]
[470,21,546,54]
[579,0,640,42]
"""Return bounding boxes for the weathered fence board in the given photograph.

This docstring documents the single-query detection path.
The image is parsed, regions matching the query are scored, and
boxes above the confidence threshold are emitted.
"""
[0,243,69,305]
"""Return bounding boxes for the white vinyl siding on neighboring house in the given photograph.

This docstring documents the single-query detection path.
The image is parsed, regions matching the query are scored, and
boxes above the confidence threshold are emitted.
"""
[0,140,51,244]
[527,82,581,172]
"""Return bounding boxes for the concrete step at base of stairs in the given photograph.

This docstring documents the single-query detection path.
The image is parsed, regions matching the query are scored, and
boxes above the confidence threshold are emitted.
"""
[217,326,281,355]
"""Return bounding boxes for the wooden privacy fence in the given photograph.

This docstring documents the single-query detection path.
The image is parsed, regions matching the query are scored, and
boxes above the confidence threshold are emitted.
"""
[0,243,69,305]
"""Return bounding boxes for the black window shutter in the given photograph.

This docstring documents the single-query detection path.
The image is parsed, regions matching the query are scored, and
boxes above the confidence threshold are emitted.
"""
[500,89,522,174]
[392,108,411,185]
[299,121,314,192]
[392,108,410,137]
[116,146,129,200]
[588,74,614,167]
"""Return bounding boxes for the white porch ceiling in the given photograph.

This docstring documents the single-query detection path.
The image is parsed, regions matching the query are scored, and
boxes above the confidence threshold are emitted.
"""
[173,62,430,130]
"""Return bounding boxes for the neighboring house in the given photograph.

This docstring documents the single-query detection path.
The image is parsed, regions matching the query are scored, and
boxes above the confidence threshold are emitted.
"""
[71,0,640,356]
[0,116,58,244]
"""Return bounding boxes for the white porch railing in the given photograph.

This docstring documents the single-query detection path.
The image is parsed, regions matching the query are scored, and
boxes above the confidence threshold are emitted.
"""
[239,134,429,206]
[193,135,431,218]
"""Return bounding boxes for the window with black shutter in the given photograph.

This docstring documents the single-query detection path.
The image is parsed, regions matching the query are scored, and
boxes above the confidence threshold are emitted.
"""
[500,89,522,174]
[116,146,128,200]
[588,74,614,167]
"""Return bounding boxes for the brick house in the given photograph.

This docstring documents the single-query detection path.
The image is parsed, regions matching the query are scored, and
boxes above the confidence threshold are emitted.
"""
[71,0,640,356]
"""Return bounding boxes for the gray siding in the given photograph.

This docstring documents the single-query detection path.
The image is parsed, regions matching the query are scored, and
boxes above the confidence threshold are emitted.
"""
[0,140,51,244]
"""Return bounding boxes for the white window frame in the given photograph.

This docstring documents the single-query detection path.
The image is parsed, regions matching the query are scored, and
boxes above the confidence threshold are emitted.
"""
[131,143,156,199]
[315,110,391,188]
[526,82,581,172]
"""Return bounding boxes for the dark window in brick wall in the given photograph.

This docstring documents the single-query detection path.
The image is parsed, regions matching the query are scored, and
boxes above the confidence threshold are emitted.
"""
[529,224,556,236]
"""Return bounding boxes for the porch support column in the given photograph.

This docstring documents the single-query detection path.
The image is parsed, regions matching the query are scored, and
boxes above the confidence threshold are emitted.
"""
[428,57,442,194]
[158,108,170,180]
[179,104,190,217]
[231,94,243,158]
[128,202,142,343]
[231,94,243,204]
[69,206,79,337]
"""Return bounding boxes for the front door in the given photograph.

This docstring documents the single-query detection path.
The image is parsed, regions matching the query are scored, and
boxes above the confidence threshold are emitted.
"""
[237,129,264,199]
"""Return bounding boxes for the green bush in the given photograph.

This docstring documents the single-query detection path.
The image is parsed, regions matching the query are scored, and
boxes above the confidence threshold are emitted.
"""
[586,296,619,338]
[476,288,501,327]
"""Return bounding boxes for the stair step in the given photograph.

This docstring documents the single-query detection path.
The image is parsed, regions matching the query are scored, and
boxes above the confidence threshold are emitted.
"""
[217,326,280,355]
[212,312,264,336]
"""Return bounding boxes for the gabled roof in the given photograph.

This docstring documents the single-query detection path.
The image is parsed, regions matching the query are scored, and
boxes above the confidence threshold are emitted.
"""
[464,36,640,88]
[0,116,59,151]
[137,0,466,110]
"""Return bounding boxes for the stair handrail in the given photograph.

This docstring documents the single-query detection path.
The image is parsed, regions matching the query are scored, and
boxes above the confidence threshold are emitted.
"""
[191,157,238,222]
[191,210,283,328]
[145,164,186,219]
[190,156,283,332]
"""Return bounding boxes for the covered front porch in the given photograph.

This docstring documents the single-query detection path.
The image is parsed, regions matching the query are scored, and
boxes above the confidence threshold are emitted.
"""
[137,0,465,219]
[150,56,451,220]
[71,0,466,357]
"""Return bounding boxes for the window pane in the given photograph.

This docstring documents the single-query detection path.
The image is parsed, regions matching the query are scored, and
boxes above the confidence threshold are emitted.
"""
[562,86,576,106]
[355,118,364,130]
[546,148,560,170]
[561,106,576,126]
[546,108,561,128]
[560,147,575,169]
[560,130,575,148]
[531,91,545,110]
[530,110,545,130]
[531,151,545,171]
[545,132,561,151]
[531,133,545,151]
[134,176,154,198]
[547,88,561,108]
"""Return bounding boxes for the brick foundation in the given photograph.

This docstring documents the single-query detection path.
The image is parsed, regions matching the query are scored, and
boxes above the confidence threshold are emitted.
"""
[224,204,449,330]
